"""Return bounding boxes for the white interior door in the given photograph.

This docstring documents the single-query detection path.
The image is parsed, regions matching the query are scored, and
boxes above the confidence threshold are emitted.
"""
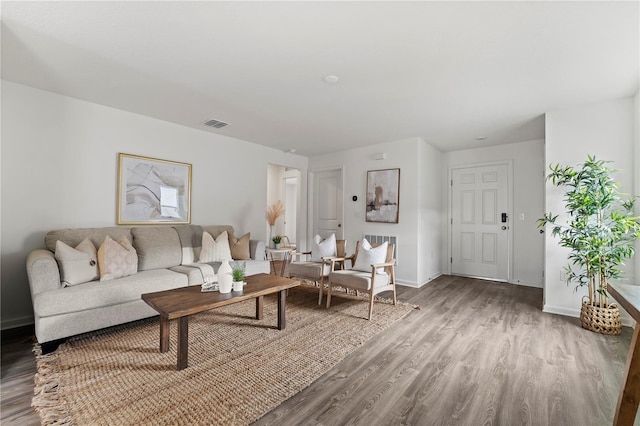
[451,163,509,280]
[312,169,343,239]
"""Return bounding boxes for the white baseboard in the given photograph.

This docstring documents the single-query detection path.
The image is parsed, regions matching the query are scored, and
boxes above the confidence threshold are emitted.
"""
[543,304,580,318]
[396,273,443,289]
[544,304,635,328]
[396,280,419,288]
[1,315,34,331]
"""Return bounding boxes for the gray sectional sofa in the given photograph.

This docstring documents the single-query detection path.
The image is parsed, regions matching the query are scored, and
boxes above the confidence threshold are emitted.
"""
[26,224,268,345]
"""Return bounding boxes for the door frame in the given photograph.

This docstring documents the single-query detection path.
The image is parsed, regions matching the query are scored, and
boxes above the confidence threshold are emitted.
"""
[307,166,345,245]
[447,160,514,282]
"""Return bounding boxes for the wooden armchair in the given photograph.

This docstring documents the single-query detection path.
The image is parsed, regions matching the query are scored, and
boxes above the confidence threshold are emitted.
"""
[326,240,396,320]
[288,239,347,305]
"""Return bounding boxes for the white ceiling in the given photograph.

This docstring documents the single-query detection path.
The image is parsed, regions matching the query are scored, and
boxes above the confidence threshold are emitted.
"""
[2,1,638,156]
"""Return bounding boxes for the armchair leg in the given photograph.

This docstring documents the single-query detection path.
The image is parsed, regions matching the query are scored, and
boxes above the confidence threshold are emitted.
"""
[391,270,397,305]
[318,276,324,305]
[326,283,333,308]
[368,292,374,320]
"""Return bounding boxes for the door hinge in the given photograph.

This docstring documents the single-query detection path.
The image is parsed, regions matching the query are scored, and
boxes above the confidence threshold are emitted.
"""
[451,218,453,225]
[450,257,453,263]
[542,270,545,278]
[451,179,453,186]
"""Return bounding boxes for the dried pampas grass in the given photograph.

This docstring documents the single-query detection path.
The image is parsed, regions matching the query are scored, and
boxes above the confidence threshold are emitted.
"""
[266,200,285,226]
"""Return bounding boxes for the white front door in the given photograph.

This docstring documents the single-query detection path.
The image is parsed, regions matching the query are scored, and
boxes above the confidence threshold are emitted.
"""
[451,163,510,280]
[312,169,343,239]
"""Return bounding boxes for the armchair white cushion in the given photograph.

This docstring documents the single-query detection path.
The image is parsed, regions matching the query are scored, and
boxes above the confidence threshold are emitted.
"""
[288,238,346,305]
[310,234,337,262]
[326,241,396,320]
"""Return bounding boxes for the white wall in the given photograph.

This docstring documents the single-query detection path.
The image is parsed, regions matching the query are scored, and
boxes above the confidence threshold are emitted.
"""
[308,137,444,287]
[443,139,545,287]
[0,81,308,329]
[544,97,636,318]
[418,139,444,285]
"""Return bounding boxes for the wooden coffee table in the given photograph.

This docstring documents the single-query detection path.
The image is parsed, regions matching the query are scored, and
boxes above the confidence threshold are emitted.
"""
[141,273,300,370]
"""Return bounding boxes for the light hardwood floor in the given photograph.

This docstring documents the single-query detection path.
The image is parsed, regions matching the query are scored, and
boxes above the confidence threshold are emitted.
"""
[1,275,633,425]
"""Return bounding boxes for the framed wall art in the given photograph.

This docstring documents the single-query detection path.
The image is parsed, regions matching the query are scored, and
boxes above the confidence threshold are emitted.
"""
[366,168,400,223]
[117,153,192,224]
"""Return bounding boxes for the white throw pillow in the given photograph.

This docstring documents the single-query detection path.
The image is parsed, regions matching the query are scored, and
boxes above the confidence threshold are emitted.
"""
[353,239,388,273]
[98,236,138,281]
[199,231,232,263]
[311,234,337,262]
[55,238,99,286]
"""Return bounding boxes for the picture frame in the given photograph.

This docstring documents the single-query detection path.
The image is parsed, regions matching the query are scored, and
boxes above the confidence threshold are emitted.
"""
[366,168,400,223]
[117,153,192,224]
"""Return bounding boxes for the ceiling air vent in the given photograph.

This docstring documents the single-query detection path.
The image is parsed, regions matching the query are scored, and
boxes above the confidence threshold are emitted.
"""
[201,118,230,129]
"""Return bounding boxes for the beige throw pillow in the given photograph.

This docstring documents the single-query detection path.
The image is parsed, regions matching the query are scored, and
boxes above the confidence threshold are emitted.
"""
[98,236,138,281]
[199,231,232,262]
[353,239,388,273]
[229,232,251,260]
[55,238,99,286]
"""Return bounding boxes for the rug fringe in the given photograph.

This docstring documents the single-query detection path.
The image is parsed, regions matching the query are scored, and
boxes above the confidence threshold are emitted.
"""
[32,343,74,425]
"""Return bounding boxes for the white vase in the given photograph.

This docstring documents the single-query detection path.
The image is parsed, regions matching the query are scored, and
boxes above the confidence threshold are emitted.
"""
[218,259,233,294]
[232,281,244,292]
[269,225,275,248]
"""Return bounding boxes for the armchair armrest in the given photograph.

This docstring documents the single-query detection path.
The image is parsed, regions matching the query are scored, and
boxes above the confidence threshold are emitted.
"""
[371,260,396,268]
[370,260,396,275]
[292,251,312,260]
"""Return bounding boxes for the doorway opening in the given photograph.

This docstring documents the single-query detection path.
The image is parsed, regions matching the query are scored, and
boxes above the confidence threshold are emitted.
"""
[267,164,301,249]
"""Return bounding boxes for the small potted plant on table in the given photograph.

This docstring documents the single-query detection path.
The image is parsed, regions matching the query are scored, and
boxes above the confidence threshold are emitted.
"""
[539,155,640,335]
[272,235,282,249]
[231,262,245,292]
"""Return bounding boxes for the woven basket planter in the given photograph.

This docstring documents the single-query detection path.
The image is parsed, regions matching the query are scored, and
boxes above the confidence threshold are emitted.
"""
[580,299,622,335]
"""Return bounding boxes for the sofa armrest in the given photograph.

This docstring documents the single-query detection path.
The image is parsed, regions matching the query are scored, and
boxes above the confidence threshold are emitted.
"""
[26,249,61,295]
[250,240,266,260]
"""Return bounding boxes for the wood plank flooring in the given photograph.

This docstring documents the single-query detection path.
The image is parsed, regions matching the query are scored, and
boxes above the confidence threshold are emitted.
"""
[1,275,633,425]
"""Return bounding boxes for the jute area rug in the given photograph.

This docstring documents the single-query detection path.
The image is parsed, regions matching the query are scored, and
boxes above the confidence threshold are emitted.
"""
[32,284,417,425]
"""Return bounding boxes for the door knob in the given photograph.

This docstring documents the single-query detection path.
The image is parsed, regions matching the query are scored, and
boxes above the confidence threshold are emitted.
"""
[539,229,544,234]
[501,225,508,230]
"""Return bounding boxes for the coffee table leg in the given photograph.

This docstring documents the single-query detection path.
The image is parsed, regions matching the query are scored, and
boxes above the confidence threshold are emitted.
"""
[278,289,286,330]
[160,314,170,353]
[177,316,188,370]
[256,296,264,320]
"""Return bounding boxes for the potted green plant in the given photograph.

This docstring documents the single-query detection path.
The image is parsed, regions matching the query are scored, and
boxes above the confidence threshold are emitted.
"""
[272,235,282,249]
[538,155,640,335]
[231,264,245,292]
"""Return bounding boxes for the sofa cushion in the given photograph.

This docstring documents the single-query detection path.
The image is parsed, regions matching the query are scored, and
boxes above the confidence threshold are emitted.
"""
[131,227,182,271]
[55,238,99,286]
[202,225,234,239]
[173,224,204,265]
[33,269,188,318]
[199,231,232,262]
[98,236,138,281]
[46,227,132,253]
[229,232,251,260]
